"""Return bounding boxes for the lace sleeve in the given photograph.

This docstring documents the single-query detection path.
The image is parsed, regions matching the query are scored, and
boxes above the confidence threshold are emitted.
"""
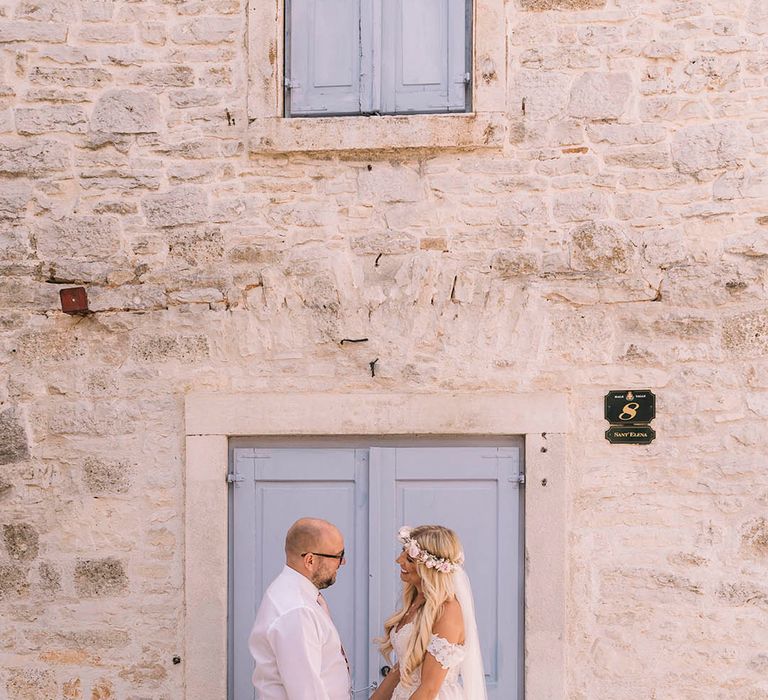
[427,634,465,670]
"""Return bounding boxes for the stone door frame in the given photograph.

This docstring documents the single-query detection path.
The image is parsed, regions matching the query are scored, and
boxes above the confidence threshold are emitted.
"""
[183,392,568,699]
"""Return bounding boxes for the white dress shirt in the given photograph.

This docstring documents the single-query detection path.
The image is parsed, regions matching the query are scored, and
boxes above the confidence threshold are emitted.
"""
[249,566,351,700]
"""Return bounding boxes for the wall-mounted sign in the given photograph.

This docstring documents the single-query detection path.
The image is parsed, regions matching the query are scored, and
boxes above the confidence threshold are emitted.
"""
[604,389,656,445]
[604,390,655,424]
[605,425,656,445]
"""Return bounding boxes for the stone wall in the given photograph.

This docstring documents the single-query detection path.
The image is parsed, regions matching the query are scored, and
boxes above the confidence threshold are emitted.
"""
[1,0,767,698]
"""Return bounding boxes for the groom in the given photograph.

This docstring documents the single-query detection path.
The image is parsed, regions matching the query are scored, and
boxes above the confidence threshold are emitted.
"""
[248,518,351,700]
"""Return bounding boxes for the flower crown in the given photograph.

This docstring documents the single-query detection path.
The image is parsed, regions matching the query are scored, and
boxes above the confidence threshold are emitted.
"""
[397,526,464,574]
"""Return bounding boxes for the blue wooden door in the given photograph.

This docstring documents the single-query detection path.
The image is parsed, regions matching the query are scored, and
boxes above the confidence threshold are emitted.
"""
[368,447,522,699]
[231,448,370,699]
[231,445,522,699]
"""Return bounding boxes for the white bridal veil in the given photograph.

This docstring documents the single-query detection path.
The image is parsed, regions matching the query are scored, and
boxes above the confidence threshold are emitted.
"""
[453,567,488,700]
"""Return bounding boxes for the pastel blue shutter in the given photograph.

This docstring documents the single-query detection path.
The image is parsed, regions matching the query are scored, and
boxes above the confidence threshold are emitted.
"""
[380,0,469,114]
[287,0,365,115]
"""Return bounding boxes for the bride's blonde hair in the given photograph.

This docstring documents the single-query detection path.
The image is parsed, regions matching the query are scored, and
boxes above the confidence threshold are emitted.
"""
[377,525,463,687]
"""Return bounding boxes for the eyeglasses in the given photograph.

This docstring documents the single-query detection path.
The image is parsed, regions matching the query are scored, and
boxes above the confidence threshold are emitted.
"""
[301,550,345,562]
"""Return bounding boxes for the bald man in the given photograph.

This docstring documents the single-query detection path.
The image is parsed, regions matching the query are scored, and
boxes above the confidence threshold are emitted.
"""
[248,518,350,700]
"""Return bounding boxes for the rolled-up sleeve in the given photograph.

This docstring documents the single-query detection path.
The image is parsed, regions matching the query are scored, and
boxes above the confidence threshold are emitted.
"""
[268,606,331,700]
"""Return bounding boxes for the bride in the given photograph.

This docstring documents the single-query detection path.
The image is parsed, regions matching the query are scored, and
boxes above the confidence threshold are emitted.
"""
[370,525,487,700]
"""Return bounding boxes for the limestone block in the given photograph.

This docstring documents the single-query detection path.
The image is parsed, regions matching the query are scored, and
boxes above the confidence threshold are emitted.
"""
[5,669,55,699]
[36,215,122,261]
[88,285,167,312]
[553,191,608,222]
[81,0,115,21]
[497,195,548,225]
[748,0,768,34]
[74,558,128,598]
[722,310,768,355]
[740,517,768,557]
[25,88,90,103]
[0,406,29,465]
[30,66,111,88]
[76,23,133,43]
[2,523,39,561]
[15,105,88,134]
[0,138,69,176]
[130,334,210,363]
[90,679,114,699]
[0,183,31,219]
[604,147,670,170]
[140,21,166,45]
[671,123,752,176]
[569,221,632,273]
[134,65,195,87]
[170,17,239,45]
[0,564,29,599]
[14,0,76,22]
[168,288,225,304]
[0,20,67,42]
[725,232,768,257]
[520,0,605,9]
[509,70,571,120]
[38,561,61,593]
[90,90,162,134]
[568,72,633,120]
[83,457,132,494]
[118,661,168,686]
[168,89,223,108]
[491,249,539,277]
[142,187,209,227]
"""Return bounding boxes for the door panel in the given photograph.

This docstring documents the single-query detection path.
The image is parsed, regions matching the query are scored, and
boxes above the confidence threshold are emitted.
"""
[232,448,369,699]
[369,447,521,698]
[232,444,521,700]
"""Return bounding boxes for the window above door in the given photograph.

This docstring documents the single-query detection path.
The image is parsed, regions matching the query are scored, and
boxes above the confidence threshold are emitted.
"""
[247,0,507,153]
[285,0,471,117]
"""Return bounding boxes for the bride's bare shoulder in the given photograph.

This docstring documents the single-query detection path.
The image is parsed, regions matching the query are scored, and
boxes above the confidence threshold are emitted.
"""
[432,598,464,643]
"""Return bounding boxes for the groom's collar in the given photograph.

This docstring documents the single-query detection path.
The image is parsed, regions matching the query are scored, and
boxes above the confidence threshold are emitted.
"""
[282,564,320,598]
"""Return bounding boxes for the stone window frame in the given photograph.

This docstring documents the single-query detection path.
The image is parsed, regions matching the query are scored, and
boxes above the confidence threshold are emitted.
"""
[184,392,568,699]
[247,0,507,153]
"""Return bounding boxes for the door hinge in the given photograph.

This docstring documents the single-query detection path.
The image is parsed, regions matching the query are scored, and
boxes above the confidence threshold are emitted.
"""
[509,473,525,485]
[284,77,300,89]
[227,472,245,485]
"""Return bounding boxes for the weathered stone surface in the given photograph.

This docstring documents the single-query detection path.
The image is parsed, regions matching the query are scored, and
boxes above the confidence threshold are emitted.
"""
[74,558,128,598]
[15,0,76,22]
[520,0,605,9]
[553,191,608,222]
[62,678,81,699]
[134,65,195,87]
[142,186,209,227]
[671,123,752,176]
[169,17,239,44]
[491,249,539,277]
[747,0,768,34]
[130,334,210,363]
[90,678,114,699]
[0,20,67,42]
[30,66,112,88]
[350,231,417,255]
[569,72,633,120]
[90,90,162,134]
[0,406,29,465]
[0,138,69,176]
[741,518,768,556]
[3,523,39,561]
[15,105,88,134]
[722,310,768,355]
[6,668,56,699]
[0,564,29,599]
[83,457,132,494]
[36,216,122,261]
[38,561,61,592]
[724,232,768,257]
[509,70,571,120]
[569,222,632,273]
[0,183,32,219]
[118,662,168,686]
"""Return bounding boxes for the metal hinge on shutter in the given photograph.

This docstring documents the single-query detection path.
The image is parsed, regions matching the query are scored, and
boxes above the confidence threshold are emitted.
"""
[284,77,301,90]
[227,472,245,486]
[509,473,525,485]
